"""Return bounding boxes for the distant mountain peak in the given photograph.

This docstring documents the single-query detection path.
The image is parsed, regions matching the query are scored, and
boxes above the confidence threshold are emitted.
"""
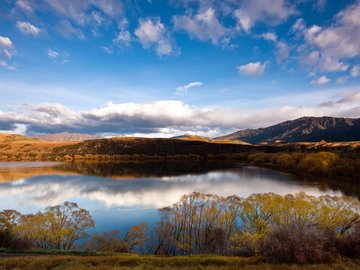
[32,132,101,142]
[218,116,360,144]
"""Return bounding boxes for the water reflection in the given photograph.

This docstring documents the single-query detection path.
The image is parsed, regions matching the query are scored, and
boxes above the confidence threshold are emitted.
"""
[0,161,357,232]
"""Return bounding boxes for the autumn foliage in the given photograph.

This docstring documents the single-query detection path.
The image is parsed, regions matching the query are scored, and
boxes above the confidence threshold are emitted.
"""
[1,193,360,263]
[0,202,94,250]
[155,192,360,262]
[248,151,360,180]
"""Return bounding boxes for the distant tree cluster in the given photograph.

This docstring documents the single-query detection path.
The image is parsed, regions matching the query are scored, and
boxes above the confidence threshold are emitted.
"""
[155,192,360,263]
[248,151,360,180]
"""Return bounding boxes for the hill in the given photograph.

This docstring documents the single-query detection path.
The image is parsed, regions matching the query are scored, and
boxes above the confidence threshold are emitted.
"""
[32,132,100,142]
[173,134,250,145]
[51,137,255,161]
[0,134,77,161]
[218,116,360,144]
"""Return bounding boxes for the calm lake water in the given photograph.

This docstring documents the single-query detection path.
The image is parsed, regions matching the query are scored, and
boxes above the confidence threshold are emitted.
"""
[0,161,357,234]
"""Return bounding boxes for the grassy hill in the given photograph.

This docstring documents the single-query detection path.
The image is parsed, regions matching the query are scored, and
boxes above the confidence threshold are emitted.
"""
[0,134,77,161]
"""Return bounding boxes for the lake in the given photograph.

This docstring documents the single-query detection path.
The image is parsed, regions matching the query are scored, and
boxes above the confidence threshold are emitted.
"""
[0,161,357,234]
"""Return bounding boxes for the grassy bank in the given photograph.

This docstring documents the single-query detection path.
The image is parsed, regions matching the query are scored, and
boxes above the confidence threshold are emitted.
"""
[0,254,359,270]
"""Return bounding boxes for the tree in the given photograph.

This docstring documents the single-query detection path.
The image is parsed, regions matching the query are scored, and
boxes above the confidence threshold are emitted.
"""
[45,201,94,250]
[0,210,21,248]
[81,223,148,253]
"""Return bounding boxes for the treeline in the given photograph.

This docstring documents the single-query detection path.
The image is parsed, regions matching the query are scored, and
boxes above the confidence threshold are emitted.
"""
[0,202,146,253]
[1,193,360,263]
[247,151,360,180]
[155,192,360,263]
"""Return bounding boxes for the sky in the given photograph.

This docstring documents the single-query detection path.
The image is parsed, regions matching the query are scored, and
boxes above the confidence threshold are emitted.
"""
[0,0,359,137]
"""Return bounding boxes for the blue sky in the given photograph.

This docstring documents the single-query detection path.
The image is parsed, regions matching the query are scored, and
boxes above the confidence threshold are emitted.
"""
[0,0,359,137]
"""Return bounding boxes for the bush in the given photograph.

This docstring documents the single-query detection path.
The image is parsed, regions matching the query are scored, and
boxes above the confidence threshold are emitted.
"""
[260,226,336,263]
[335,224,360,258]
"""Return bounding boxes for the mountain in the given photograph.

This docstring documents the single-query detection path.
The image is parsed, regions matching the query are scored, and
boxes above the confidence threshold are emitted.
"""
[32,132,101,142]
[218,116,360,144]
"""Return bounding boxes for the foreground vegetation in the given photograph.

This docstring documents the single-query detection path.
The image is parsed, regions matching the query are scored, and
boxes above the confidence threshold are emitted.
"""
[0,254,359,270]
[1,193,360,265]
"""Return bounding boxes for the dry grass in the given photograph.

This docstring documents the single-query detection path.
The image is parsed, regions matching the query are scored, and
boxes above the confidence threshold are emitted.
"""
[0,254,358,270]
[0,134,76,154]
[174,136,250,145]
[0,134,78,161]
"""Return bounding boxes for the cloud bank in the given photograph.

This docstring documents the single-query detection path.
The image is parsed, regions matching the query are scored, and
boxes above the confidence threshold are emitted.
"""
[1,90,359,137]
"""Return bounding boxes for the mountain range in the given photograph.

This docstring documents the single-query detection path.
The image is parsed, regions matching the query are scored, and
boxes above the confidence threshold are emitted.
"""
[218,116,360,144]
[32,132,101,142]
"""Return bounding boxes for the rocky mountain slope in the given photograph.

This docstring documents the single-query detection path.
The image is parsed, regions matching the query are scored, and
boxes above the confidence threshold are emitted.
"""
[218,117,360,144]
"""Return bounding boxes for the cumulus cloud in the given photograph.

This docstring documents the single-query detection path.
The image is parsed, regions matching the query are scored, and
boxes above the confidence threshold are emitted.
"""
[276,42,290,63]
[16,21,42,36]
[113,30,131,47]
[311,75,331,85]
[259,32,277,42]
[0,36,15,58]
[173,7,229,45]
[176,81,203,95]
[234,0,296,33]
[1,89,359,137]
[237,62,266,76]
[299,1,360,72]
[134,18,176,56]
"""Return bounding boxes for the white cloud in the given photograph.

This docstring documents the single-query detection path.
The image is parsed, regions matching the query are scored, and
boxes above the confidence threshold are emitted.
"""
[56,20,85,39]
[15,0,33,12]
[113,30,131,46]
[311,75,331,85]
[47,49,59,59]
[44,0,123,26]
[46,49,69,64]
[176,81,203,95]
[0,88,360,137]
[350,65,360,77]
[16,21,42,36]
[134,18,176,56]
[237,62,266,76]
[0,36,15,58]
[234,0,296,33]
[301,1,360,72]
[259,32,277,42]
[0,60,16,71]
[276,42,290,63]
[291,18,306,34]
[0,36,13,48]
[173,7,229,45]
[101,46,113,54]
